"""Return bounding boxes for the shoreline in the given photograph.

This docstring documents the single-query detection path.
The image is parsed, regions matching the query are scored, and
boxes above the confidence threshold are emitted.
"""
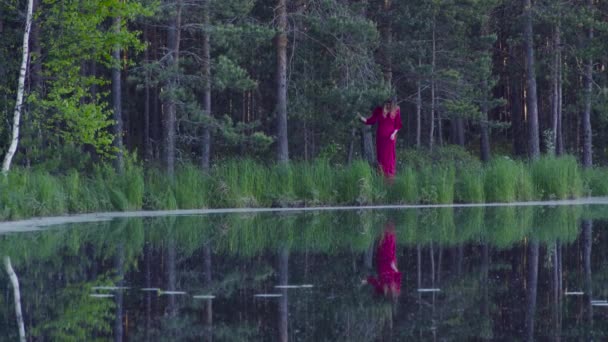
[2,196,608,233]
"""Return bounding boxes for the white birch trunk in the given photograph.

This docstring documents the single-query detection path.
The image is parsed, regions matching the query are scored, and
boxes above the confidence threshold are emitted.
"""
[2,0,34,174]
[4,256,26,342]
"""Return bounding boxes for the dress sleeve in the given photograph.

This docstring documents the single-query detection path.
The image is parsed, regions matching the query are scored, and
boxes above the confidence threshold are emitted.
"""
[394,108,403,131]
[365,107,381,125]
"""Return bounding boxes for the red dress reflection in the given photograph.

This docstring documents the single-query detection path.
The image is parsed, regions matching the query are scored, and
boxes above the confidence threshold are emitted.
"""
[366,224,402,297]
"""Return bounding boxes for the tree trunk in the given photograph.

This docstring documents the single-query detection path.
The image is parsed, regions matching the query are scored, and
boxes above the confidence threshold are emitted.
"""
[114,245,124,342]
[4,257,26,342]
[523,0,540,160]
[511,63,526,156]
[276,0,289,163]
[481,243,491,339]
[429,16,436,151]
[347,127,357,164]
[361,126,375,166]
[166,235,177,317]
[144,25,152,162]
[480,21,491,162]
[163,0,182,177]
[582,0,593,168]
[416,58,422,147]
[551,23,561,156]
[453,118,465,147]
[480,79,491,162]
[551,241,561,341]
[278,248,289,342]
[380,0,392,85]
[2,0,34,174]
[525,241,539,342]
[556,48,564,155]
[582,219,593,328]
[144,243,152,342]
[112,15,124,172]
[201,0,212,170]
[204,243,213,341]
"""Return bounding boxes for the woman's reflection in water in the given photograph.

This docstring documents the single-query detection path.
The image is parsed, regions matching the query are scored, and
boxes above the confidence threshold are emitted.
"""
[363,222,402,301]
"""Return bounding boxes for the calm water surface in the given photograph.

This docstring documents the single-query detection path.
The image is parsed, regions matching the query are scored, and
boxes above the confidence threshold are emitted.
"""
[1,205,608,341]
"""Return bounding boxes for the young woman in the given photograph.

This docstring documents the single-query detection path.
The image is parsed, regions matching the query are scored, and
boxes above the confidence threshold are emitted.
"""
[359,97,403,178]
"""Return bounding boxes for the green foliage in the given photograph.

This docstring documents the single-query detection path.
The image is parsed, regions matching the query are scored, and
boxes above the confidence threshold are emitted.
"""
[388,167,418,204]
[583,167,608,196]
[27,0,152,156]
[144,169,177,210]
[213,55,257,91]
[32,280,115,341]
[419,164,455,204]
[1,154,608,222]
[531,155,582,200]
[175,164,210,209]
[455,167,485,203]
[337,160,376,205]
[484,157,520,202]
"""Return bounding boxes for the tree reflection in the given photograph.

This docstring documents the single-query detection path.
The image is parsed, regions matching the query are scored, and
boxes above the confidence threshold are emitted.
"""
[0,206,607,340]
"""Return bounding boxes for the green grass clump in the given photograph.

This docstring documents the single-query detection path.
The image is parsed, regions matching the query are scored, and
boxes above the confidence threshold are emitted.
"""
[337,160,376,205]
[582,167,608,196]
[419,165,454,204]
[143,169,177,210]
[484,158,519,202]
[293,159,336,205]
[531,155,582,200]
[455,167,484,203]
[388,167,418,204]
[210,159,270,207]
[175,164,209,209]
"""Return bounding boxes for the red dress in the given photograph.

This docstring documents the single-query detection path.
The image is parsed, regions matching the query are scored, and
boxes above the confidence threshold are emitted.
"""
[364,107,403,177]
[367,226,402,295]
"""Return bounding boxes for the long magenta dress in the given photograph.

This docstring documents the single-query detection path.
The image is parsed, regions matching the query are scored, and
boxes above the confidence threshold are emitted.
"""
[364,107,403,177]
[367,225,402,295]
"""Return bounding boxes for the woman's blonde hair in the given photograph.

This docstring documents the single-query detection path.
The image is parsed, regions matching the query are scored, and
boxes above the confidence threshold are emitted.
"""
[383,97,399,119]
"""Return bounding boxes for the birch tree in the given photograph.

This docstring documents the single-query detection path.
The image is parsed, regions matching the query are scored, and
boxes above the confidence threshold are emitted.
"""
[4,256,26,342]
[2,0,34,174]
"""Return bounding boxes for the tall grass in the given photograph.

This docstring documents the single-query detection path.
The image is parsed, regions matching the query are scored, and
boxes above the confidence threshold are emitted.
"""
[484,158,520,202]
[174,164,209,209]
[337,160,377,205]
[388,167,418,204]
[419,165,454,204]
[0,152,606,222]
[582,167,608,196]
[455,167,484,203]
[531,155,582,199]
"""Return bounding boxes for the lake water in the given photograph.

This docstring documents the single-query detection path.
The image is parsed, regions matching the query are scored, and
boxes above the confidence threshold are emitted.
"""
[1,204,607,340]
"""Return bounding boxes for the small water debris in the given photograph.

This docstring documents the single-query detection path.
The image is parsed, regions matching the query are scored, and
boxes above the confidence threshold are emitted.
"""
[417,288,441,292]
[591,300,608,304]
[275,285,302,289]
[92,286,129,291]
[275,284,315,289]
[565,291,584,296]
[254,294,283,298]
[591,302,608,307]
[193,295,216,299]
[90,293,114,298]
[160,290,187,295]
[141,288,161,292]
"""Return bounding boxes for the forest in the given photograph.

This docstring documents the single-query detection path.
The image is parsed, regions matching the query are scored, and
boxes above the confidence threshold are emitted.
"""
[1,0,608,216]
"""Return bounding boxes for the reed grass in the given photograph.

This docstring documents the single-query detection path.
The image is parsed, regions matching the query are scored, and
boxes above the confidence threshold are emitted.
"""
[0,151,604,222]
